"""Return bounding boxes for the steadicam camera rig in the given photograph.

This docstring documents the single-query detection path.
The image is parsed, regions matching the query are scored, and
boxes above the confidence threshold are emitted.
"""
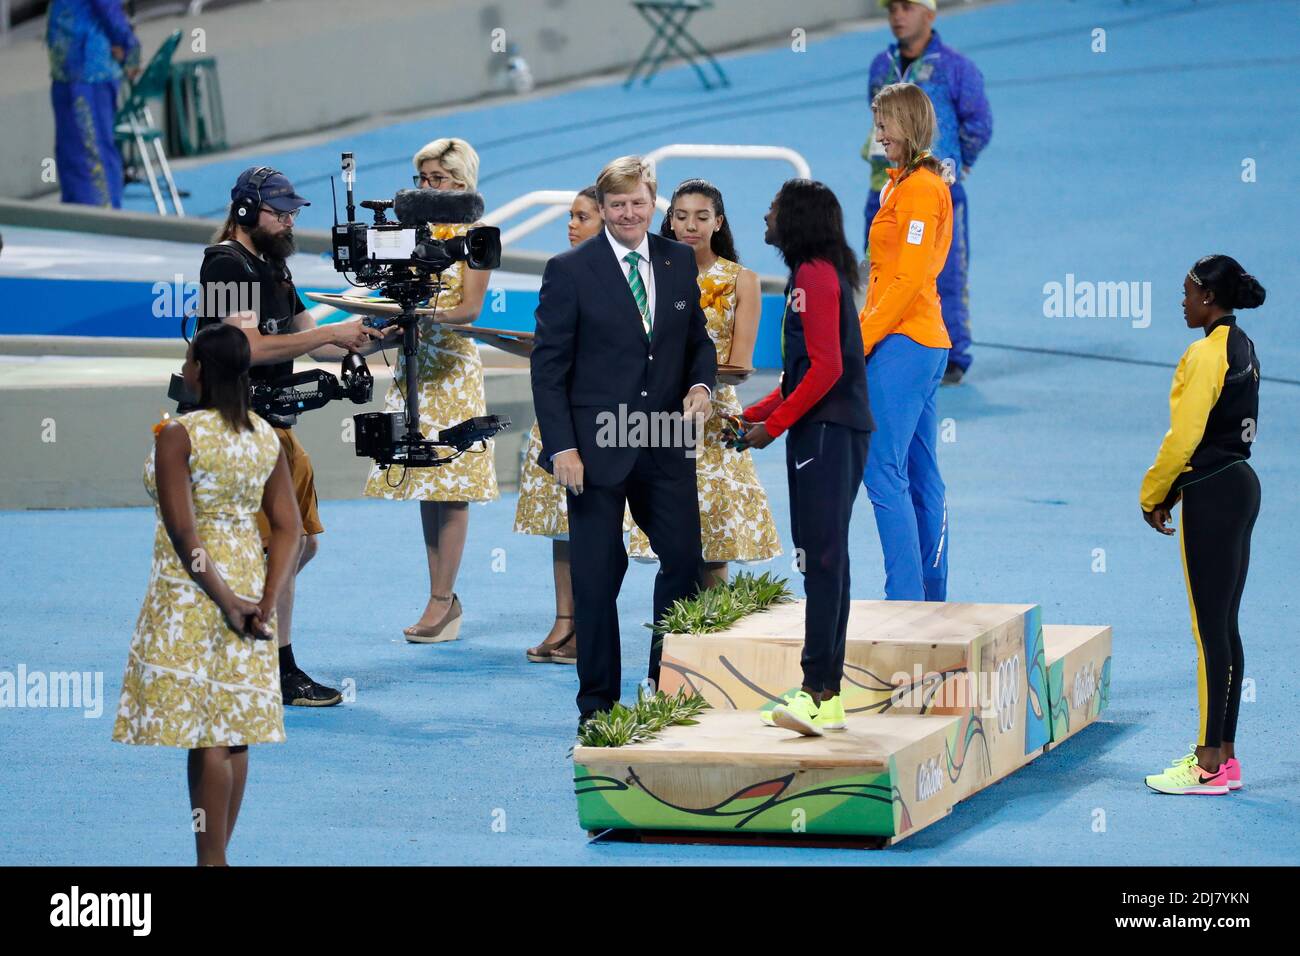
[330,151,509,467]
[169,334,376,427]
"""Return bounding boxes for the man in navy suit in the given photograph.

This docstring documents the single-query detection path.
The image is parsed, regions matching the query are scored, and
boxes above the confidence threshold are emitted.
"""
[531,156,717,726]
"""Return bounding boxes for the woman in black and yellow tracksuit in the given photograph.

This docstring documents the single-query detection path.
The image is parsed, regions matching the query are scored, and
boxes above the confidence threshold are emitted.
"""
[1141,255,1266,797]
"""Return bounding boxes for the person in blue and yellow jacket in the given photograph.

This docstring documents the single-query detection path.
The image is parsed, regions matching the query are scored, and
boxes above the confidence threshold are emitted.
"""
[1140,255,1266,797]
[46,0,140,208]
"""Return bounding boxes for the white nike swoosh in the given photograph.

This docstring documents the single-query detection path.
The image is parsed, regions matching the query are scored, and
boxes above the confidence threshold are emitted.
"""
[795,458,815,470]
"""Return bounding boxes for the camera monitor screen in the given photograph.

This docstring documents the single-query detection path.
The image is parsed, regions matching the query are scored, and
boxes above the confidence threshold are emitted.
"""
[366,227,417,262]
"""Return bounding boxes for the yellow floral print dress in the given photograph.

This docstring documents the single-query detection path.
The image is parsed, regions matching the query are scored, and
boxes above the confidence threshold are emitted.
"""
[514,421,570,538]
[362,223,499,503]
[513,423,636,540]
[628,257,781,563]
[113,409,285,748]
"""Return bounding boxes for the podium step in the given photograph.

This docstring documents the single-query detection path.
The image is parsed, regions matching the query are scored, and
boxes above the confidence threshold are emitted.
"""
[575,711,961,841]
[658,600,1053,800]
[1044,624,1112,747]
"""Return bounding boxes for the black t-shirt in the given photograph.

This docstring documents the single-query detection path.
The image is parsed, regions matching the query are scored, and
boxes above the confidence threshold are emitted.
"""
[190,241,304,425]
[197,241,302,383]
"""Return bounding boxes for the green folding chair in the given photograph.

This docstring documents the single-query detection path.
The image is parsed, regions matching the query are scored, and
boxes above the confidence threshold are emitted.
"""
[113,30,186,215]
[167,57,228,157]
[624,0,729,90]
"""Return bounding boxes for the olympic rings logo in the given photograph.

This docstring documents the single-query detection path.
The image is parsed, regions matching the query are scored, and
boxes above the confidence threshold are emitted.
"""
[995,655,1021,734]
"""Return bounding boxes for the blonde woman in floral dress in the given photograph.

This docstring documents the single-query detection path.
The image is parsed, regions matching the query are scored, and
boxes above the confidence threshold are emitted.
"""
[514,186,606,664]
[113,324,301,866]
[362,137,498,642]
[628,179,781,585]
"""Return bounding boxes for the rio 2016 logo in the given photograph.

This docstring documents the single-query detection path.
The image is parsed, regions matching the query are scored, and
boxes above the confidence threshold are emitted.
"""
[995,655,1021,734]
[1072,661,1098,710]
[916,755,944,801]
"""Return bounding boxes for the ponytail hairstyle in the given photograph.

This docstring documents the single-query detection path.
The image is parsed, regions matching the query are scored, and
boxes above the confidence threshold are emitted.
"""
[1188,255,1267,311]
[659,178,740,263]
[870,82,950,185]
[213,207,240,243]
[771,178,860,288]
[193,323,255,433]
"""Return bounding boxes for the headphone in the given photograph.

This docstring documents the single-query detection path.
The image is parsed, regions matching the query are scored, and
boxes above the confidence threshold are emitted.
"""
[232,166,279,228]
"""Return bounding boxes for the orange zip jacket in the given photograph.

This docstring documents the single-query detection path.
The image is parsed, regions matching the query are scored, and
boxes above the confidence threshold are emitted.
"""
[859,164,953,355]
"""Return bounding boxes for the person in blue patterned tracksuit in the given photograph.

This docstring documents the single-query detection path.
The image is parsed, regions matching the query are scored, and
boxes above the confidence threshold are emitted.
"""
[47,0,140,208]
[864,0,992,383]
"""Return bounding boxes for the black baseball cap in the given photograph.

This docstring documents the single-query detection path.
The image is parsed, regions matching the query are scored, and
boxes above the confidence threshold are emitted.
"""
[232,166,311,213]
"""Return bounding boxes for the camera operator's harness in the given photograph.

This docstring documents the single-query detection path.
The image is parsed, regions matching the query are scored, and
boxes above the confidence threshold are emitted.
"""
[174,240,377,427]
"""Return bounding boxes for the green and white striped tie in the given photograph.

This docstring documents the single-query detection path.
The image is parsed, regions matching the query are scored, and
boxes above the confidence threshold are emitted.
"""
[624,250,651,336]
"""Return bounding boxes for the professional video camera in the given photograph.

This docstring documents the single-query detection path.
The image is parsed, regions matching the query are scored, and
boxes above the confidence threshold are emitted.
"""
[326,151,509,467]
[167,351,374,428]
[330,151,502,325]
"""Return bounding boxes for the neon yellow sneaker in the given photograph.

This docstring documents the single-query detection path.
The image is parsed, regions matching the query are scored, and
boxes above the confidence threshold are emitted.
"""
[760,691,800,727]
[1144,760,1229,796]
[1164,746,1197,771]
[1165,745,1242,791]
[772,690,822,737]
[815,694,846,731]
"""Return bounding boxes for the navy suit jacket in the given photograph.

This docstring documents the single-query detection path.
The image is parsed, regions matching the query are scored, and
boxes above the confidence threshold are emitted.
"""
[530,231,717,486]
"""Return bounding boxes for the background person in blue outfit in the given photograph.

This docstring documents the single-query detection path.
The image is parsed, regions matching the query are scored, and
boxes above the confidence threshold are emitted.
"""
[47,0,140,208]
[863,0,992,384]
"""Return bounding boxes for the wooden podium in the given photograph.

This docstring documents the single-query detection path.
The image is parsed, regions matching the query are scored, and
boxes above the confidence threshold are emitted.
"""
[578,601,1112,845]
[576,712,960,844]
[1044,624,1112,748]
[658,601,1053,801]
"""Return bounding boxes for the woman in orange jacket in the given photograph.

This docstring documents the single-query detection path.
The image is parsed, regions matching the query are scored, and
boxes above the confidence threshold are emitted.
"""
[860,82,953,600]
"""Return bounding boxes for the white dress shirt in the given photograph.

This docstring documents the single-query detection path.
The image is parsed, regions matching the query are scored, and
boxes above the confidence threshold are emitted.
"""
[604,226,711,399]
[549,227,708,463]
[606,226,655,323]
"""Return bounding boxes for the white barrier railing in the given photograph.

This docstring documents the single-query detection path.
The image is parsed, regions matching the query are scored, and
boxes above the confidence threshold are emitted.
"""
[643,143,811,180]
[480,190,583,247]
[482,143,811,248]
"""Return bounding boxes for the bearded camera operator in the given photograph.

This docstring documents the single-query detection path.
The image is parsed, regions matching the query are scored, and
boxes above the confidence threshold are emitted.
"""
[187,165,395,707]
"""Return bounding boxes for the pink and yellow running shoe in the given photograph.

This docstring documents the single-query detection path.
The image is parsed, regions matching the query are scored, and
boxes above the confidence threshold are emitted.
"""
[1222,756,1242,791]
[1145,759,1229,796]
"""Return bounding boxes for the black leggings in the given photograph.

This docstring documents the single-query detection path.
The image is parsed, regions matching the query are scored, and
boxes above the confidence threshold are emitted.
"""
[786,421,870,694]
[1178,460,1260,748]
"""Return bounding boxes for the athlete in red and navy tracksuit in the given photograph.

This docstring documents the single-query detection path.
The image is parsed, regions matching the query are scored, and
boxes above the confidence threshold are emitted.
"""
[740,182,873,715]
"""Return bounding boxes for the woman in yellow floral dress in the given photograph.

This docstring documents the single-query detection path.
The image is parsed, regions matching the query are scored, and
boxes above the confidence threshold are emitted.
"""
[628,179,781,584]
[362,137,498,642]
[113,323,302,866]
[513,187,604,663]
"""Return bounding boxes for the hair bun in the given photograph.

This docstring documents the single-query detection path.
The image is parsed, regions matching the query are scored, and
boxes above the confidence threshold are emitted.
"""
[1235,274,1266,310]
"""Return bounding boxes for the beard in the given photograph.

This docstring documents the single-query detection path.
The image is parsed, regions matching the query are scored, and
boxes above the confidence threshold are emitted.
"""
[249,224,296,260]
